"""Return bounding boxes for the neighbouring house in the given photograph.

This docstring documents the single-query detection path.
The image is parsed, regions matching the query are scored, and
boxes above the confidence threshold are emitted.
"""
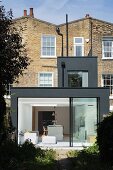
[11,56,109,147]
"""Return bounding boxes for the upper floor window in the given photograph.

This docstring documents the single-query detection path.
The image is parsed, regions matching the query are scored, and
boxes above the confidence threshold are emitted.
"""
[41,35,56,57]
[68,71,88,87]
[102,37,113,59]
[38,72,53,87]
[102,74,113,95]
[74,37,84,56]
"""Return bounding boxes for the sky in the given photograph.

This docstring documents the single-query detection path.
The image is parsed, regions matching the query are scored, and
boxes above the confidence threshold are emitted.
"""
[1,0,113,24]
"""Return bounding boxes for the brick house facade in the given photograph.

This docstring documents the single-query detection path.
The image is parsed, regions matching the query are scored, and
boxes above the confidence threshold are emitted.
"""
[11,8,113,111]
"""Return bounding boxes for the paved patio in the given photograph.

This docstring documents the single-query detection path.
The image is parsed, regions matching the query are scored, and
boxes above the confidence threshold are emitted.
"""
[36,141,92,150]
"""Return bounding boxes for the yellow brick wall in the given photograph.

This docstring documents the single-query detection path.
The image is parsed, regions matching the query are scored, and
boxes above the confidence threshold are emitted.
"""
[13,16,113,92]
[13,17,59,87]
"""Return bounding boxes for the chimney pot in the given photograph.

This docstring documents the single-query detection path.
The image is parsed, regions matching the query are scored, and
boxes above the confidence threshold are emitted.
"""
[24,9,27,16]
[30,8,34,17]
[85,14,90,18]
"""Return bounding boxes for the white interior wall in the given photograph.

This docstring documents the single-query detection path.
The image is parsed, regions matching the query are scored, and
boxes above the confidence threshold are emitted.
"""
[18,102,23,133]
[18,103,32,132]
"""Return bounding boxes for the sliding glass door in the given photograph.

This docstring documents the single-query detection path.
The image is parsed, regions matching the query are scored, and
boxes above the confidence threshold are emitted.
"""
[70,98,98,146]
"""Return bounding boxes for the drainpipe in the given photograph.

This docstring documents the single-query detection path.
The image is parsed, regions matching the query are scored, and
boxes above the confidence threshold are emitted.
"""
[61,62,65,87]
[90,20,93,56]
[66,14,69,56]
[56,27,64,56]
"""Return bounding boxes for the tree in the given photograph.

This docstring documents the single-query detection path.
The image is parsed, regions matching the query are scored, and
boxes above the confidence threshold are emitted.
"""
[97,113,113,163]
[0,5,30,142]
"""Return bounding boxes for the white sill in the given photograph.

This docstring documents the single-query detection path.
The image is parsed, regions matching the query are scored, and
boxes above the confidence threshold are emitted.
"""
[40,56,57,59]
[102,57,113,60]
[109,96,113,99]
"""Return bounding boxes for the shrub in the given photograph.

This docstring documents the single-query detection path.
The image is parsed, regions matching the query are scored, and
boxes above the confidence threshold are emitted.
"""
[0,140,20,169]
[20,140,37,161]
[0,140,56,170]
[67,145,112,170]
[97,112,113,163]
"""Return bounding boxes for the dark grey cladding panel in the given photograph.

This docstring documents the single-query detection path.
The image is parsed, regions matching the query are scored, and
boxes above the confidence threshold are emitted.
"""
[57,56,98,87]
[11,87,109,129]
[11,87,108,98]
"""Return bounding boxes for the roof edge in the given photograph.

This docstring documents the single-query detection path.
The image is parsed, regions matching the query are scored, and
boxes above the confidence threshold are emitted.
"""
[13,16,57,26]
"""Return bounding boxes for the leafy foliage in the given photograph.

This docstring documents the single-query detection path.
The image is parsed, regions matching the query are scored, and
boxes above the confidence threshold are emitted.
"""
[0,5,30,86]
[0,4,30,140]
[97,112,113,163]
[0,140,56,170]
[67,144,113,170]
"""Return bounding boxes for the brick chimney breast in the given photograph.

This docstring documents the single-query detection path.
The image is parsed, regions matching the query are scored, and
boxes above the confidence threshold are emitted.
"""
[24,9,27,16]
[29,8,34,17]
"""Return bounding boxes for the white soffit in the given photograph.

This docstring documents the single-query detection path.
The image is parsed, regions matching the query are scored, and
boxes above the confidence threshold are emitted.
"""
[18,98,69,106]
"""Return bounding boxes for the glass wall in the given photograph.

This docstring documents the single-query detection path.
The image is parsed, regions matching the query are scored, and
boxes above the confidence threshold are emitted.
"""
[71,98,98,144]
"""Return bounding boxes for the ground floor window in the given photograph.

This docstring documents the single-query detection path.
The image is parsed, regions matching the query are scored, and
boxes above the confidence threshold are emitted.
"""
[102,74,113,95]
[38,72,53,87]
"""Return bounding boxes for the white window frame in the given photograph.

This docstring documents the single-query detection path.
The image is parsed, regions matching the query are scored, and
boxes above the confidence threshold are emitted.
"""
[102,38,113,59]
[41,34,56,58]
[38,72,54,87]
[101,74,113,96]
[73,37,84,56]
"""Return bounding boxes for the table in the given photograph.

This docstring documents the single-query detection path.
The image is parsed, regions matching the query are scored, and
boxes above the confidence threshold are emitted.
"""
[47,125,63,141]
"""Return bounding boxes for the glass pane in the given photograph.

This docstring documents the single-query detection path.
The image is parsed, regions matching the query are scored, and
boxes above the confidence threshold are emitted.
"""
[47,41,51,47]
[51,41,55,47]
[43,42,46,47]
[51,47,55,55]
[72,98,97,143]
[42,36,55,56]
[47,47,50,55]
[43,37,46,42]
[42,48,46,55]
[39,73,52,87]
[51,37,55,46]
[68,74,82,87]
[46,37,50,43]
[76,46,82,56]
[75,38,82,43]
[82,72,88,87]
[68,71,88,87]
[105,52,111,57]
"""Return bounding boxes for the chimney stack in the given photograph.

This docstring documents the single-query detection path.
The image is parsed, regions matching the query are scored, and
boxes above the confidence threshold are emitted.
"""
[29,8,34,17]
[24,9,27,16]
